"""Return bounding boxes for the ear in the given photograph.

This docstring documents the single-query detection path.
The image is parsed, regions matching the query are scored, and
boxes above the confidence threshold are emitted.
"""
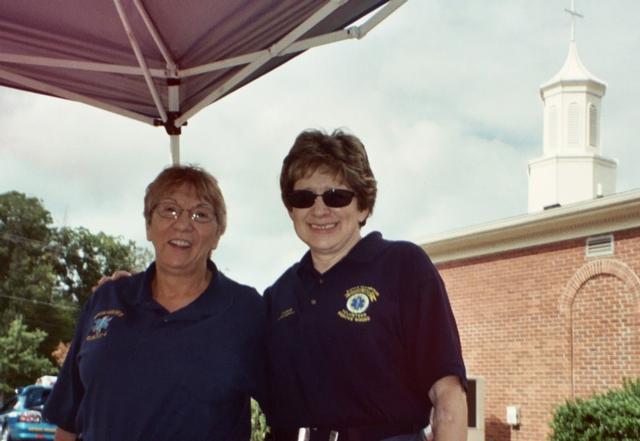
[288,208,295,221]
[357,208,370,224]
[209,226,222,253]
[211,234,220,251]
[145,222,152,241]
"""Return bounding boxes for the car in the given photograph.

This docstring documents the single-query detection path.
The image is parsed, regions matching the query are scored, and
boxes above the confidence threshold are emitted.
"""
[0,384,56,441]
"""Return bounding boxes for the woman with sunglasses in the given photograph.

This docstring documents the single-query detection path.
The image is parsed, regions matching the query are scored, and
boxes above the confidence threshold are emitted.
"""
[265,129,467,441]
[44,165,265,441]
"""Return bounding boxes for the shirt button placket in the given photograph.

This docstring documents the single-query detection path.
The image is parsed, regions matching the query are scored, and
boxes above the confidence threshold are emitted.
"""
[311,276,323,305]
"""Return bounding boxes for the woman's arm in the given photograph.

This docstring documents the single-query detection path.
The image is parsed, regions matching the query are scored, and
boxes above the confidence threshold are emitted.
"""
[428,375,467,441]
[54,427,77,441]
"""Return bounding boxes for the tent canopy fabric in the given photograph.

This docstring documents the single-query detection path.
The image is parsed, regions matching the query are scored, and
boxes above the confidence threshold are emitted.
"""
[0,0,404,162]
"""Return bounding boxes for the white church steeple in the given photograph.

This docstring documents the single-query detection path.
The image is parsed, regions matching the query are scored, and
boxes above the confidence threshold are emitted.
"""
[528,1,617,212]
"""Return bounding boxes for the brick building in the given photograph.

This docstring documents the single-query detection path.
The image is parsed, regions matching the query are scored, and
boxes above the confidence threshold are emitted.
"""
[420,7,640,441]
[423,193,640,441]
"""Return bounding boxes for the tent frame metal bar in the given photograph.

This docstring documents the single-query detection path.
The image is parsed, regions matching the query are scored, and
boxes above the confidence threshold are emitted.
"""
[0,53,166,76]
[0,0,406,163]
[180,0,407,77]
[0,0,406,80]
[133,0,178,75]
[113,0,168,123]
[133,0,182,163]
[0,66,154,124]
[176,0,349,125]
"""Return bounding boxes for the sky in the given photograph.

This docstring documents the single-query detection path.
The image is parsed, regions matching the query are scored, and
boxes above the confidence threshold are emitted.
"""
[2,0,640,292]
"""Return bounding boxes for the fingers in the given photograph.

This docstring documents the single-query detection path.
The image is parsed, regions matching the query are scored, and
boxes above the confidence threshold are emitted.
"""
[92,276,110,292]
[91,271,133,292]
[112,270,132,279]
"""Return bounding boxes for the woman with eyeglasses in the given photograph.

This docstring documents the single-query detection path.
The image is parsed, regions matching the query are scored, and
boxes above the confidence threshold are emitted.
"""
[44,165,265,441]
[265,129,467,441]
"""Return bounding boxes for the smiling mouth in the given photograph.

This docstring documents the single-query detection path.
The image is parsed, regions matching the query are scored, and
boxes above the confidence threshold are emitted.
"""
[169,239,192,248]
[310,223,337,230]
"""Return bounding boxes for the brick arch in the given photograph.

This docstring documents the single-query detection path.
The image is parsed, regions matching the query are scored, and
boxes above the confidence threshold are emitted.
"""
[559,259,640,315]
[558,259,640,398]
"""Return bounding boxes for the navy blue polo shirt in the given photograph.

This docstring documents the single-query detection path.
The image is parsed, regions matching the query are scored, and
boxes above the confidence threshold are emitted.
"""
[44,261,265,441]
[264,232,466,431]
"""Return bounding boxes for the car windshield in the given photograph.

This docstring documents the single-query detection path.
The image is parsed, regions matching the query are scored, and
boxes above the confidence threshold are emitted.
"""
[25,388,51,408]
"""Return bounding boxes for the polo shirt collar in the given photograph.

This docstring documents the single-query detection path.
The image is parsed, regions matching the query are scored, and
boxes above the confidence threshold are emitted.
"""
[131,260,233,320]
[297,231,387,276]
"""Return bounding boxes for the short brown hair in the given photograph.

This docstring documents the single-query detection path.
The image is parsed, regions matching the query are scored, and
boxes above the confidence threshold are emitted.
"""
[280,129,377,226]
[144,165,227,235]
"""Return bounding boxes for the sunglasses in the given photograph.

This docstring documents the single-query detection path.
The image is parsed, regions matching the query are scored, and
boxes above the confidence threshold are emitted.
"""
[286,189,356,209]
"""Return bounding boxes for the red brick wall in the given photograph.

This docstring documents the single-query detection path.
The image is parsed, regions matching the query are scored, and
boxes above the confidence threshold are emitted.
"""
[436,227,640,441]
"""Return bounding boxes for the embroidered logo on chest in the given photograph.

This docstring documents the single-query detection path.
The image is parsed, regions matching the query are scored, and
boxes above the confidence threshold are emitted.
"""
[86,309,124,341]
[337,286,379,323]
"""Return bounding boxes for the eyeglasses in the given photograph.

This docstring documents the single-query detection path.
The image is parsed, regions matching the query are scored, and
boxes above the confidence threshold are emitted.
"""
[153,201,216,224]
[285,189,356,209]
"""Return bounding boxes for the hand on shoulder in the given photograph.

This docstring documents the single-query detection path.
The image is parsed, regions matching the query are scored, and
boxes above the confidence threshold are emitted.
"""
[91,270,133,292]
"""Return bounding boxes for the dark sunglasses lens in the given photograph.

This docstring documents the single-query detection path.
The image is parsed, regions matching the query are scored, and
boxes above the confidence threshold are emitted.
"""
[323,189,355,207]
[287,190,316,208]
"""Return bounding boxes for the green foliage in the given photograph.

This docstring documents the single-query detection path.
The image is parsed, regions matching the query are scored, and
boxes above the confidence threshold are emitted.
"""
[52,226,152,306]
[251,399,270,441]
[0,316,55,395]
[0,191,151,366]
[549,379,640,441]
[0,191,71,361]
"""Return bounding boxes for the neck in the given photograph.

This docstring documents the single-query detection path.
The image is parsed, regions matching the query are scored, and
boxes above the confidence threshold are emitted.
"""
[311,235,362,274]
[152,265,211,311]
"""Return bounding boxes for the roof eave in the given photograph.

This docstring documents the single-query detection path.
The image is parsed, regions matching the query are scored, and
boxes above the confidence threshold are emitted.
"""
[420,190,640,264]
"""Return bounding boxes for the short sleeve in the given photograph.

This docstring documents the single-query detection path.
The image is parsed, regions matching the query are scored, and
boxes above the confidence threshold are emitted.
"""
[399,247,467,399]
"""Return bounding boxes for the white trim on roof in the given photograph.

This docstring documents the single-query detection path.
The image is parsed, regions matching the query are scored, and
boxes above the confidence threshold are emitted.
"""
[420,190,640,264]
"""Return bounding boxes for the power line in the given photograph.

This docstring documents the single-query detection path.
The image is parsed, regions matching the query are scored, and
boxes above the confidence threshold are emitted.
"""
[0,294,77,311]
[22,317,77,333]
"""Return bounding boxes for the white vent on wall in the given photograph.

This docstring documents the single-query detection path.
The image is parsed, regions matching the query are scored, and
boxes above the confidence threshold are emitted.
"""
[586,234,614,257]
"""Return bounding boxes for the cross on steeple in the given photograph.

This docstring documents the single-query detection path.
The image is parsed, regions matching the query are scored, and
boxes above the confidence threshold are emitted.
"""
[564,0,584,42]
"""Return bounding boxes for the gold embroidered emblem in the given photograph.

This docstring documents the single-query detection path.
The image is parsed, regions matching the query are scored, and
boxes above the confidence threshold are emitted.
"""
[337,286,379,323]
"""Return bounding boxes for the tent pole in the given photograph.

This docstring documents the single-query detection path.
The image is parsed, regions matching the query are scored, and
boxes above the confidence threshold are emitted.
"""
[167,79,181,165]
[170,135,180,165]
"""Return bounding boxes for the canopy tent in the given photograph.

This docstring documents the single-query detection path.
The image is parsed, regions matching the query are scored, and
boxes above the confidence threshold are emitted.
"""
[0,0,405,164]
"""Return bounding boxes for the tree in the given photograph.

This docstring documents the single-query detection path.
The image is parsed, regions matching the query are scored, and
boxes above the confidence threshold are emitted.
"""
[52,226,151,306]
[0,191,151,364]
[0,192,56,322]
[0,316,55,395]
[0,191,71,361]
